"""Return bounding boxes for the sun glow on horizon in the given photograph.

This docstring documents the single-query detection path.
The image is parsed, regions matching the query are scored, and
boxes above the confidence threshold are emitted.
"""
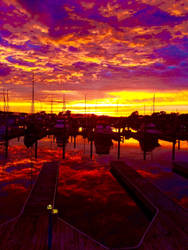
[1,90,188,116]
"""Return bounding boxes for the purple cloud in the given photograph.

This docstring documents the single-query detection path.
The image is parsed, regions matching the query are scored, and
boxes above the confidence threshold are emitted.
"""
[73,61,99,70]
[0,29,11,38]
[0,63,11,76]
[17,0,93,38]
[121,5,187,27]
[69,46,79,52]
[6,56,35,67]
[155,45,188,65]
[155,30,172,42]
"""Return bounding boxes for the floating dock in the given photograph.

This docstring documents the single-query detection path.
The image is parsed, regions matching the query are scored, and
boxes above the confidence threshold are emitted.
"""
[1,160,188,249]
[111,161,188,250]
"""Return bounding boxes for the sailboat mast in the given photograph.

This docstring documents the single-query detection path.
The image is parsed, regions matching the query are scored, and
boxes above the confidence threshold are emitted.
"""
[153,93,155,114]
[31,72,35,113]
[85,95,87,115]
[62,80,66,112]
[116,99,119,116]
[85,94,87,128]
[51,97,53,114]
[6,89,9,112]
[63,94,66,112]
[95,100,97,114]
[3,89,6,113]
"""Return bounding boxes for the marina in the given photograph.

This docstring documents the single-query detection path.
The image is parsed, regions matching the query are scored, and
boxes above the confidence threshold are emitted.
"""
[1,0,188,248]
[0,126,187,249]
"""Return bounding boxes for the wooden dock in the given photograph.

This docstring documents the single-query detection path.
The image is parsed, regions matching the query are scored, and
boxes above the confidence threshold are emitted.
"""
[111,161,188,250]
[0,161,59,249]
[0,162,107,250]
[1,160,187,249]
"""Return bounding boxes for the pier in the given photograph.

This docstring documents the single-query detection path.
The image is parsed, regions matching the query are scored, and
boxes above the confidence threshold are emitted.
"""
[0,111,188,249]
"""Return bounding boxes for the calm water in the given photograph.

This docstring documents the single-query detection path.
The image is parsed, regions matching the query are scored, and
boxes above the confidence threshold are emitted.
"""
[0,135,188,247]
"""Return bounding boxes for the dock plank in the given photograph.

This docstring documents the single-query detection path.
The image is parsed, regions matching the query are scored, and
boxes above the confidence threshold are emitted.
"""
[52,218,107,250]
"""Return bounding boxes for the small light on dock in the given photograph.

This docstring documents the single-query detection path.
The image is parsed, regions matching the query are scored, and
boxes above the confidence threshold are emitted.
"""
[47,204,53,210]
[52,208,58,214]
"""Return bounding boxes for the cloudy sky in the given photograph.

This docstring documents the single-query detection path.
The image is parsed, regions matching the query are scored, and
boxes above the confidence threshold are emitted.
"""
[0,0,188,115]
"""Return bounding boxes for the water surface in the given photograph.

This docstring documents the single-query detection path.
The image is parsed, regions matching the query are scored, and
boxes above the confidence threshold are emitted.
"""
[0,134,187,247]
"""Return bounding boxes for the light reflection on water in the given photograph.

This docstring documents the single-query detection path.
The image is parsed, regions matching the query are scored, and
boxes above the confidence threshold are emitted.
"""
[0,135,188,245]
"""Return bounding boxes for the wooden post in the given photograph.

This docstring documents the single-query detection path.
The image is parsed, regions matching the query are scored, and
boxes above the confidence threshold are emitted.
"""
[74,135,76,148]
[178,140,180,150]
[90,139,93,159]
[47,206,58,250]
[62,142,65,159]
[117,138,120,160]
[48,211,53,250]
[172,140,176,161]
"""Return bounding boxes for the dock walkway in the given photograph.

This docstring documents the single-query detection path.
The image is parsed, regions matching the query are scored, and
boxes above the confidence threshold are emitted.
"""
[0,162,106,250]
[111,161,188,250]
[0,161,59,249]
[1,160,187,249]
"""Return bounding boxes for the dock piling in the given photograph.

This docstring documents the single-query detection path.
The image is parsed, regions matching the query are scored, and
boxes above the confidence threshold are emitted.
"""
[90,139,93,159]
[178,140,180,150]
[48,210,53,250]
[117,139,120,160]
[62,142,65,159]
[172,140,176,161]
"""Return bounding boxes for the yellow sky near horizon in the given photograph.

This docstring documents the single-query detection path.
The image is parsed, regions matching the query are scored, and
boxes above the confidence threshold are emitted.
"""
[1,90,188,116]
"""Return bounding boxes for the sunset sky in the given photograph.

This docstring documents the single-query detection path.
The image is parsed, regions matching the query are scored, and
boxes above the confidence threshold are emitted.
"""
[0,0,188,115]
